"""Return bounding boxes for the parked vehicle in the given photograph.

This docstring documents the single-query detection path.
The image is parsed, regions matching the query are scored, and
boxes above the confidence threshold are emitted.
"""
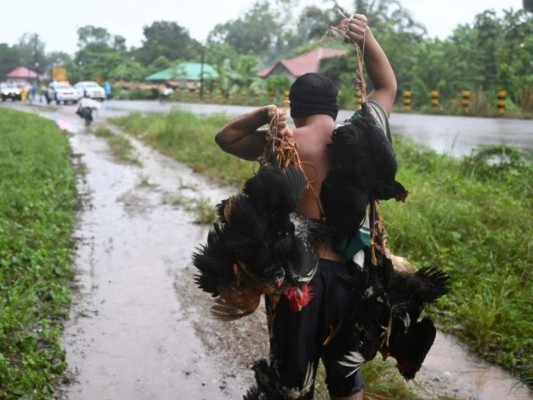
[74,81,106,101]
[45,81,80,104]
[0,83,22,101]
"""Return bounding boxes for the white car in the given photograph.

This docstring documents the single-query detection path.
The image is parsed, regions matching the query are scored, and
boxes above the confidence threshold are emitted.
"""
[0,82,22,101]
[74,81,106,101]
[45,82,80,104]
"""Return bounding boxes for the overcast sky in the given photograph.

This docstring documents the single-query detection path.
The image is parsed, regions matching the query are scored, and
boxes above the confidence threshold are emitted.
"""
[0,0,523,54]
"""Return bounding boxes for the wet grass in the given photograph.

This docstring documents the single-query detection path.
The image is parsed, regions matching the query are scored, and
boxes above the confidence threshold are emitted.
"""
[111,111,255,185]
[112,110,533,391]
[93,126,141,166]
[161,193,217,224]
[106,135,141,166]
[93,126,113,137]
[0,109,78,399]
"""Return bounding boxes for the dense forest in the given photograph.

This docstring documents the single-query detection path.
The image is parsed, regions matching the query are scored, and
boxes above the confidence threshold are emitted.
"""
[0,0,532,113]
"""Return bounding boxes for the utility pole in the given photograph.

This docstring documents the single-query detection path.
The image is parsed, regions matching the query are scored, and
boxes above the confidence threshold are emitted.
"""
[200,45,205,99]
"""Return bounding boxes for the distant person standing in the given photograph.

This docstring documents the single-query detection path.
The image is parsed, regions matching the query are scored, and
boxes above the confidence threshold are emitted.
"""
[29,84,37,104]
[21,85,29,101]
[104,81,112,100]
[39,84,46,103]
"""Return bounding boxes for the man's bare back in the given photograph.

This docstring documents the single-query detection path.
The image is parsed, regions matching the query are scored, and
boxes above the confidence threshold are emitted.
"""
[292,116,346,261]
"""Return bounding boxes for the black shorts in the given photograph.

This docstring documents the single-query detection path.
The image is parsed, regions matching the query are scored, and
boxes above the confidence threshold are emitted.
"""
[266,259,365,398]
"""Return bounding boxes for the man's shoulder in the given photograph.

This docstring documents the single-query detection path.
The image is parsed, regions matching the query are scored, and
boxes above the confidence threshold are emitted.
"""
[345,100,392,142]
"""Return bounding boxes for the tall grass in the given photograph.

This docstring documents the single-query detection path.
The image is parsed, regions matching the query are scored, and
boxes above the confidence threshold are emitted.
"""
[382,141,532,385]
[112,110,533,388]
[0,109,78,398]
[112,111,256,185]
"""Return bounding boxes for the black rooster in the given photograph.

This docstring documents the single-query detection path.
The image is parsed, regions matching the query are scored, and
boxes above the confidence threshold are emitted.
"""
[336,247,450,380]
[193,163,327,320]
[380,265,450,379]
[320,102,408,239]
[243,358,314,400]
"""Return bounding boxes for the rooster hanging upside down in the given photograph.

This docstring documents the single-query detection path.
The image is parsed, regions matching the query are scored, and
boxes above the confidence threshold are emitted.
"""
[193,163,331,320]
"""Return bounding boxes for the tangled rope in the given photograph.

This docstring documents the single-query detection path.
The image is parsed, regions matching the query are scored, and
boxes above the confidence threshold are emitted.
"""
[260,107,303,170]
[326,9,368,102]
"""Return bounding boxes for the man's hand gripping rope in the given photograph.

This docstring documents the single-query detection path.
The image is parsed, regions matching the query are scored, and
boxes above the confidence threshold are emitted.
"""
[260,106,302,170]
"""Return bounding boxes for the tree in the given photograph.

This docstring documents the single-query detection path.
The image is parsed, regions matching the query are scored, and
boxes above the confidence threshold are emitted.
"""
[135,21,201,66]
[74,26,129,81]
[211,54,263,95]
[0,44,20,79]
[77,26,113,48]
[204,43,239,68]
[146,55,171,75]
[15,33,47,74]
[497,9,533,109]
[524,0,533,13]
[208,1,282,56]
[109,60,146,82]
[46,51,72,67]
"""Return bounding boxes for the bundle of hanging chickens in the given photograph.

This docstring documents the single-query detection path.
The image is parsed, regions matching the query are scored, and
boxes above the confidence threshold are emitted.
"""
[192,111,330,324]
[194,15,450,387]
[239,105,451,400]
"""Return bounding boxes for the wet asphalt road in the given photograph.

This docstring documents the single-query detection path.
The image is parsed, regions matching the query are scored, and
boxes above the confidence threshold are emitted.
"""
[99,100,533,158]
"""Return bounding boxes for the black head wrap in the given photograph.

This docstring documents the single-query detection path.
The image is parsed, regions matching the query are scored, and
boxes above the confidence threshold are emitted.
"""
[289,73,339,121]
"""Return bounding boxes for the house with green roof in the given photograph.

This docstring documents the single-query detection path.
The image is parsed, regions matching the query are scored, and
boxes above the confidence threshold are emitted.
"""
[145,62,218,90]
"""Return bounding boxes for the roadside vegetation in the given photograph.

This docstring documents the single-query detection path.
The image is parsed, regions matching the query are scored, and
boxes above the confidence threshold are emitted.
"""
[93,126,141,166]
[112,109,533,390]
[0,109,78,399]
[2,1,532,117]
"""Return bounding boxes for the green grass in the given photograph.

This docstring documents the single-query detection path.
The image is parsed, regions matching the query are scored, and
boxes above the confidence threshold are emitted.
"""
[112,110,533,391]
[382,141,532,385]
[93,126,141,166]
[0,108,78,398]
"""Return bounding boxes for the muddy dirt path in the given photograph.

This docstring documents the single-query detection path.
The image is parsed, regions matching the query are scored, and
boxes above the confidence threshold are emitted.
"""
[3,103,531,400]
[44,111,268,399]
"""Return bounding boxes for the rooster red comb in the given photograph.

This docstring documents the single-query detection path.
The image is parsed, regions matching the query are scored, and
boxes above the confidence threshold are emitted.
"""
[285,283,314,312]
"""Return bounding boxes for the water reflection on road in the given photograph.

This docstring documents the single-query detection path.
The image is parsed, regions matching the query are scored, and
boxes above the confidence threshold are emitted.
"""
[388,113,533,157]
[417,332,531,399]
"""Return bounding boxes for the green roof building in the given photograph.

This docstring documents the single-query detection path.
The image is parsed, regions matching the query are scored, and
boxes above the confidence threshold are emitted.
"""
[145,63,218,88]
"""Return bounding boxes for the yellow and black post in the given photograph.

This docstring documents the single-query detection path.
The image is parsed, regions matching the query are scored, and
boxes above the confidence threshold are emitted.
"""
[355,90,362,109]
[431,91,439,109]
[403,90,412,111]
[462,90,471,112]
[497,90,507,116]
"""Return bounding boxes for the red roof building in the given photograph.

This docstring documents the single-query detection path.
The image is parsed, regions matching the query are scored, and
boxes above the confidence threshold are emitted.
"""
[6,67,38,79]
[258,48,348,81]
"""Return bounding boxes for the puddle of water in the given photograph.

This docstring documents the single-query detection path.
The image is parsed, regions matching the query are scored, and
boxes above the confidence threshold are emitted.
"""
[416,332,532,400]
